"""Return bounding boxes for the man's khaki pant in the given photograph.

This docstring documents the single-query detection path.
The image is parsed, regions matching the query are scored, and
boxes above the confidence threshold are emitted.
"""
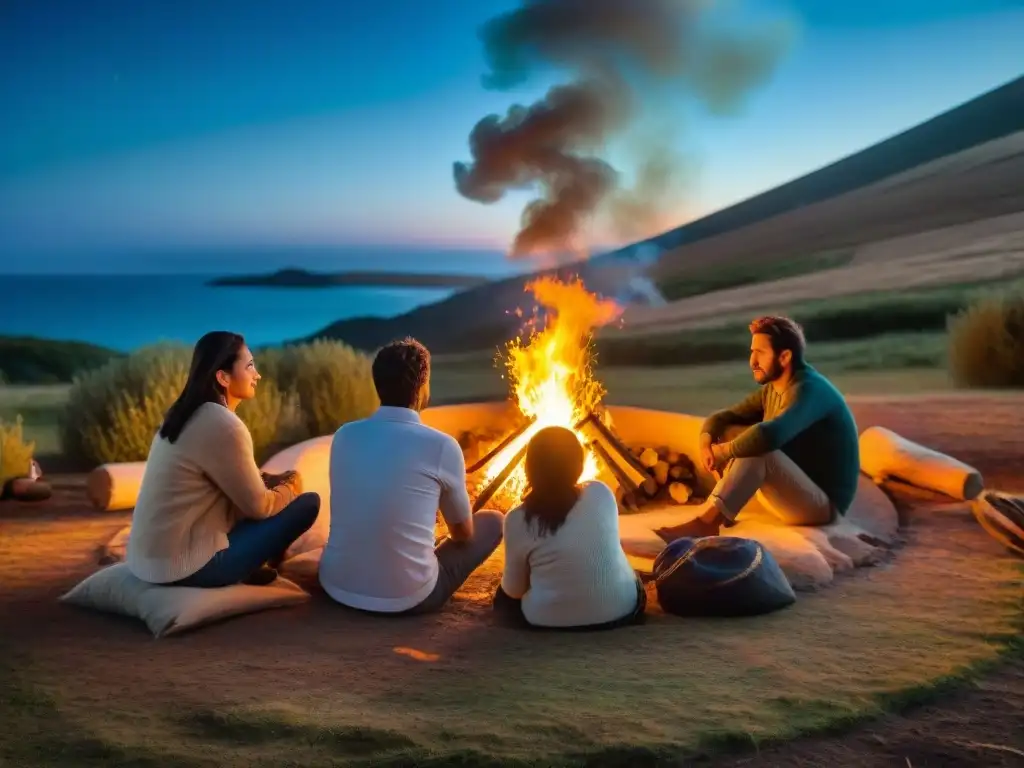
[713,452,834,526]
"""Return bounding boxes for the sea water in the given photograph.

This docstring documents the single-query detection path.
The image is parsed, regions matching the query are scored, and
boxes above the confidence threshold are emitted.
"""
[0,274,455,351]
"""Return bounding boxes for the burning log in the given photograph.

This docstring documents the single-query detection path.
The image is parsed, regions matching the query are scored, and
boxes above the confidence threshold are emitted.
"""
[472,443,530,513]
[467,416,537,474]
[589,440,642,511]
[580,412,656,484]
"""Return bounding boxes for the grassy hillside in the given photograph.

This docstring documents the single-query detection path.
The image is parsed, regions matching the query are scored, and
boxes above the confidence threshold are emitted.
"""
[311,76,1024,355]
[649,75,1024,257]
[597,278,1024,367]
[650,133,1024,291]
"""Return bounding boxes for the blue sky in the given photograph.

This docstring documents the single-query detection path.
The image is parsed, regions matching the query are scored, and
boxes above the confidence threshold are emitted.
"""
[0,0,1022,272]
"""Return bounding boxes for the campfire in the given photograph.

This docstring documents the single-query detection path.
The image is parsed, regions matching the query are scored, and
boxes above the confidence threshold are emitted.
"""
[458,276,699,515]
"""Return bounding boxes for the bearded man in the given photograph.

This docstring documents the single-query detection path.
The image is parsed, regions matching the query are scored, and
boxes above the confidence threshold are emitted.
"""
[657,316,861,541]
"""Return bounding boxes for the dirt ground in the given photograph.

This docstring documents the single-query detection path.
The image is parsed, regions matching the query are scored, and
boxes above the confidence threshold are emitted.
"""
[2,395,1023,767]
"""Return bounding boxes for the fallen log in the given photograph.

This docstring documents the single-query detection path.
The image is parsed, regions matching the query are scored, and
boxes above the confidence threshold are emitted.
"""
[87,462,146,512]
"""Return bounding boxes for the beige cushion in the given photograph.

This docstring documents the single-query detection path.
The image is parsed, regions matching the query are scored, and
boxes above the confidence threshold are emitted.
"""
[59,563,310,638]
[260,436,333,559]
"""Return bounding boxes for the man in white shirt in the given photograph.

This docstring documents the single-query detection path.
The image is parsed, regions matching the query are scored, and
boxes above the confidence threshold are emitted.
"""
[319,337,503,614]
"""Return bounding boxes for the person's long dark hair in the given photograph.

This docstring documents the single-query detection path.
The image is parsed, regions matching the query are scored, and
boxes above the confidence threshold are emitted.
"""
[160,331,246,443]
[521,426,585,537]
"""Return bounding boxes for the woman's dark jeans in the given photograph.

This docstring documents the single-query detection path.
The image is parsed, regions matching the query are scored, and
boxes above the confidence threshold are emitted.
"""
[493,576,647,631]
[172,493,320,588]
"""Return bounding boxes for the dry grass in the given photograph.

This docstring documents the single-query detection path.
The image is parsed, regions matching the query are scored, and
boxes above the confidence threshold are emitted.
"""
[2,394,1024,765]
[948,291,1024,388]
[0,498,1021,767]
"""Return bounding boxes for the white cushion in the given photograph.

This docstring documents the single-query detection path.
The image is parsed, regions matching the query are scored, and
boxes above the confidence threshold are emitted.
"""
[59,563,310,638]
[261,435,334,558]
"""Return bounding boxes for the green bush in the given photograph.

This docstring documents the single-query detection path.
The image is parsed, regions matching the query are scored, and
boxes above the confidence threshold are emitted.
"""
[237,379,303,457]
[0,415,35,485]
[60,344,295,466]
[0,336,121,384]
[265,339,378,437]
[947,291,1024,388]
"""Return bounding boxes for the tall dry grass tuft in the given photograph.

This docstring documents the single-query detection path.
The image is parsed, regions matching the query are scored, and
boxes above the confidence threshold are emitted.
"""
[262,339,379,438]
[60,344,296,466]
[947,291,1024,388]
[0,415,35,484]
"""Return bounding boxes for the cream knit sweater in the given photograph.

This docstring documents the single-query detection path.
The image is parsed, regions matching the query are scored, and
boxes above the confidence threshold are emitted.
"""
[501,480,639,628]
[126,402,296,584]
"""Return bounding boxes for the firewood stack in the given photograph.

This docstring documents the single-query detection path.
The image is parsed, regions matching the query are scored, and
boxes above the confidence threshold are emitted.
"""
[617,443,701,512]
[453,418,705,521]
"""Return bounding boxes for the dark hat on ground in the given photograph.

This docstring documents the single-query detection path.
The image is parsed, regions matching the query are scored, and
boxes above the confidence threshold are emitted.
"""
[653,535,796,617]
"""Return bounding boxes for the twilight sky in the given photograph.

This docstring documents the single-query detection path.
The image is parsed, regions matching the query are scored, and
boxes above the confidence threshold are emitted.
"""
[0,0,1022,273]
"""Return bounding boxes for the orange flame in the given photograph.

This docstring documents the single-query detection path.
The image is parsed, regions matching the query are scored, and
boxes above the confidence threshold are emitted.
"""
[478,276,622,505]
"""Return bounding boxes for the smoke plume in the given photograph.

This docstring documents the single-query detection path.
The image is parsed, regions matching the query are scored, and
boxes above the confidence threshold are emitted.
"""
[453,0,793,259]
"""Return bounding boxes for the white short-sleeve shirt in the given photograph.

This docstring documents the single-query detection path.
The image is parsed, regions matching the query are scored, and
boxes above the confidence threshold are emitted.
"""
[319,406,471,612]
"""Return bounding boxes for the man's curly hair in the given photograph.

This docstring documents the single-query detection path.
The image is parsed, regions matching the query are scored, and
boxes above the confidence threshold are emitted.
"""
[372,337,431,407]
[749,315,806,366]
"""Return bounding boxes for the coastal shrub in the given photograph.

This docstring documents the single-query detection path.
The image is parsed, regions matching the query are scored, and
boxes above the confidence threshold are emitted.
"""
[61,344,292,466]
[265,339,378,438]
[0,415,35,485]
[237,379,303,460]
[947,291,1024,388]
[0,336,121,384]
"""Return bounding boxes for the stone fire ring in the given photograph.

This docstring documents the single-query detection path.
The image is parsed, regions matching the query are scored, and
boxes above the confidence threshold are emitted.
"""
[264,401,901,593]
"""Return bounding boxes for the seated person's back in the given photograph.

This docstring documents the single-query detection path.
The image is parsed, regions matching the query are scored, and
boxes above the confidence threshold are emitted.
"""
[504,480,640,627]
[498,426,645,629]
[320,406,467,611]
[319,337,503,615]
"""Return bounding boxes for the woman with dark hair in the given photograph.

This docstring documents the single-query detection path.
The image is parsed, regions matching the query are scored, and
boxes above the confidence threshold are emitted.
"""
[126,331,320,588]
[494,426,646,630]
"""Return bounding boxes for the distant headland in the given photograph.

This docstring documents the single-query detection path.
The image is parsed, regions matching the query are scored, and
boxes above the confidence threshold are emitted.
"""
[207,268,492,289]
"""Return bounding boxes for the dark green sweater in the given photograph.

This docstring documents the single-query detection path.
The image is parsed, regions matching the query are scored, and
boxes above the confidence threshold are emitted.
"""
[701,365,861,515]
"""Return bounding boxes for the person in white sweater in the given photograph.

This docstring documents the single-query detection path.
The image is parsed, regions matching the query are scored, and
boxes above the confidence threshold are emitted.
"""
[495,426,646,630]
[126,331,320,588]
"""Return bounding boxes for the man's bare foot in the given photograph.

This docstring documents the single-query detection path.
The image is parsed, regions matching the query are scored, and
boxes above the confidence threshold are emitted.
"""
[655,516,720,543]
[652,498,729,543]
